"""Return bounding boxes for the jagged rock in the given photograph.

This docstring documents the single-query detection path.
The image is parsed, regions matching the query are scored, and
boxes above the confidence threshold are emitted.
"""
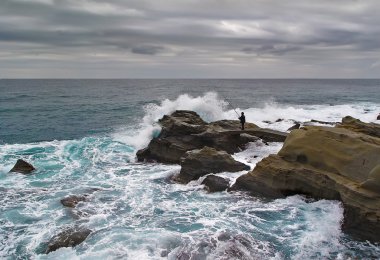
[202,175,230,192]
[232,125,380,242]
[338,116,380,138]
[275,118,284,122]
[377,114,380,120]
[61,195,87,208]
[137,110,260,163]
[9,159,35,174]
[173,147,250,184]
[287,123,300,131]
[45,227,91,253]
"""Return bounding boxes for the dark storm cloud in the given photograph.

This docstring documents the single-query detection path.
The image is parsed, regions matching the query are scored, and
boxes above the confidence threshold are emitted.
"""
[131,45,166,55]
[0,0,379,78]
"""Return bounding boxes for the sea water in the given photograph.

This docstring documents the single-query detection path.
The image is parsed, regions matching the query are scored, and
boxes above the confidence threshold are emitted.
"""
[0,79,379,259]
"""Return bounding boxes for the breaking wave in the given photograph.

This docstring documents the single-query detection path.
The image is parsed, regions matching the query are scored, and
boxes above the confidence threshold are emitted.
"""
[1,92,380,259]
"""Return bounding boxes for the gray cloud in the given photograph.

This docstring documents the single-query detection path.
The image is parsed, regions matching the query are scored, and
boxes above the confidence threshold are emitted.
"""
[0,0,379,78]
[131,45,166,55]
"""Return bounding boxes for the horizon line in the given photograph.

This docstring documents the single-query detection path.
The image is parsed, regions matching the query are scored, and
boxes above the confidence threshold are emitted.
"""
[1,78,380,80]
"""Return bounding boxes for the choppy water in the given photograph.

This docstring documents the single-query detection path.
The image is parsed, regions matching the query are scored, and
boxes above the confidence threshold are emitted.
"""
[0,79,380,259]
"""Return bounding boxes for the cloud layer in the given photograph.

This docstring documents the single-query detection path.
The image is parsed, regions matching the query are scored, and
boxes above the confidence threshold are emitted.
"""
[1,0,379,78]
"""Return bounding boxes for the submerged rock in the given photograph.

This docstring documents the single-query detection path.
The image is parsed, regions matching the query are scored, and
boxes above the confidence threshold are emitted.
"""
[45,227,91,253]
[233,122,380,242]
[173,147,250,184]
[61,195,87,208]
[9,159,35,174]
[202,175,230,192]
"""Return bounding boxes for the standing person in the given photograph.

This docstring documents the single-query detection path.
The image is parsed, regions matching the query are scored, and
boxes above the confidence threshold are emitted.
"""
[239,112,246,130]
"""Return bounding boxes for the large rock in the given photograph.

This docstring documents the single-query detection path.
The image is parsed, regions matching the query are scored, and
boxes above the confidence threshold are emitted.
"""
[233,124,380,242]
[45,227,91,253]
[136,110,287,163]
[9,159,35,174]
[202,175,230,192]
[173,147,250,184]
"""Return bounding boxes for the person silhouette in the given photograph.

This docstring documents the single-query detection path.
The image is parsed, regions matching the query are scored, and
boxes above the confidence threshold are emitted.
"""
[239,112,246,130]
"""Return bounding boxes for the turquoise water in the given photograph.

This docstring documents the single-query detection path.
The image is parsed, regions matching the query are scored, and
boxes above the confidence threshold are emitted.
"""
[1,79,380,259]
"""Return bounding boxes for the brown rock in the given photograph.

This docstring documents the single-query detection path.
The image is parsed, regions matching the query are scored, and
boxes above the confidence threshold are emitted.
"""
[61,195,87,208]
[45,227,91,253]
[136,110,260,163]
[173,147,250,184]
[202,175,230,192]
[233,125,380,242]
[338,116,380,138]
[9,159,35,174]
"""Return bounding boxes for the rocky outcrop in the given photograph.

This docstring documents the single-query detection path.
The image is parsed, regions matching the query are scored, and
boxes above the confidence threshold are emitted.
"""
[9,159,35,174]
[377,114,380,120]
[137,110,286,163]
[338,116,380,138]
[61,195,87,208]
[173,147,250,184]
[202,175,230,192]
[45,227,91,253]
[232,123,380,242]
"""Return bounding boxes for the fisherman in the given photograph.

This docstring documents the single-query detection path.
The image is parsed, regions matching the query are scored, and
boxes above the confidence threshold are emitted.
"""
[239,112,246,130]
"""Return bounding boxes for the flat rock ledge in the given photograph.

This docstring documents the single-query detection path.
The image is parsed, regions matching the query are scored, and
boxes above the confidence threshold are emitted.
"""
[232,117,380,242]
[173,146,250,184]
[137,110,287,163]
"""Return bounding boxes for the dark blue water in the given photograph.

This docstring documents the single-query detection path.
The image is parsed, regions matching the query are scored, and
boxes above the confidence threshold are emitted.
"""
[0,79,379,259]
[1,79,379,144]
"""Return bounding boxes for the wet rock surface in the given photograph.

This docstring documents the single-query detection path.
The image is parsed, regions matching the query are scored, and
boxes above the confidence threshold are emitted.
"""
[173,147,250,184]
[45,226,91,253]
[9,159,35,174]
[202,175,230,192]
[61,195,87,208]
[287,123,300,131]
[136,110,285,163]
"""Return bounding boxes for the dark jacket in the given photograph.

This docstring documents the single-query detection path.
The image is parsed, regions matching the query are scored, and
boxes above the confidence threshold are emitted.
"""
[239,115,246,124]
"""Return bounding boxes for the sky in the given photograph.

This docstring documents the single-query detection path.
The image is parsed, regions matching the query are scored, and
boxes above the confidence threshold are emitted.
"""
[1,0,380,78]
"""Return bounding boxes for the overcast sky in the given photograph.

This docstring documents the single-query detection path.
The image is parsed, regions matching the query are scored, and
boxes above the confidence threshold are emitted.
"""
[1,0,380,78]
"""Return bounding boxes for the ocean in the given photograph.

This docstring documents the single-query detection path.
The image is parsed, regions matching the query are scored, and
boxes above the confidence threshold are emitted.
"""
[0,79,379,259]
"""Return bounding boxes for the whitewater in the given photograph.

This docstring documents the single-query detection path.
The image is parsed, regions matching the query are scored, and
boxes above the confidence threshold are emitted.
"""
[1,80,380,259]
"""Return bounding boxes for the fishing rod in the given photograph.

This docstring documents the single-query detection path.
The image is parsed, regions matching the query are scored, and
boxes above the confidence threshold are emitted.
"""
[223,96,240,117]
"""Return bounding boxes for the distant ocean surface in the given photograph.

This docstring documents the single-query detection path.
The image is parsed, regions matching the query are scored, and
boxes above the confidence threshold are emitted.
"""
[1,79,380,259]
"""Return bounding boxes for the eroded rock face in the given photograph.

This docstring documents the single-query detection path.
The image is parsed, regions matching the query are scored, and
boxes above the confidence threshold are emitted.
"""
[233,124,380,242]
[61,195,87,208]
[45,227,91,253]
[136,110,287,164]
[173,147,250,184]
[202,175,230,192]
[9,159,35,174]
